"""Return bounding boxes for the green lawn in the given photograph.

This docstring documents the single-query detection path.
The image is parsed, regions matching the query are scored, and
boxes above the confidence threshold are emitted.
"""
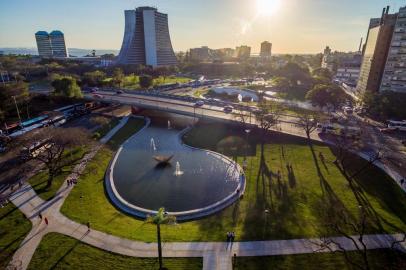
[95,117,120,138]
[61,121,406,242]
[106,75,191,90]
[0,203,32,269]
[28,233,202,270]
[234,250,406,270]
[29,147,87,201]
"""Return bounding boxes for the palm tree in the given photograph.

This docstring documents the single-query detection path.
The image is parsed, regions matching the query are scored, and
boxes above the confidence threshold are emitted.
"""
[146,208,176,270]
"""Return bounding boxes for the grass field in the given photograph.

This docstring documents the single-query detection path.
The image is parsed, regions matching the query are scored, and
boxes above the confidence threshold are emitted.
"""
[61,120,406,242]
[108,75,191,90]
[0,203,32,269]
[28,233,202,270]
[234,250,406,270]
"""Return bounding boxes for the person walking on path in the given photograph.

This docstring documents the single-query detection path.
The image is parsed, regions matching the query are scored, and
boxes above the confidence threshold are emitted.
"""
[231,232,235,243]
[86,222,90,232]
[44,217,48,225]
[67,179,70,186]
[38,212,42,221]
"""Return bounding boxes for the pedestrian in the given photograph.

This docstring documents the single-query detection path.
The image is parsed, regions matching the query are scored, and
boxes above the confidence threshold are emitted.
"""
[231,232,235,243]
[38,212,43,220]
[87,222,90,232]
[401,179,405,186]
[19,181,23,188]
[67,179,70,186]
[226,232,231,242]
[44,217,48,225]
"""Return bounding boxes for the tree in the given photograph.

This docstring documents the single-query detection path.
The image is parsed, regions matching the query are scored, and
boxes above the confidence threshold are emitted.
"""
[297,113,319,140]
[146,208,176,270]
[139,74,153,89]
[0,82,29,122]
[312,67,333,81]
[271,77,292,92]
[52,77,83,98]
[112,68,125,88]
[362,91,406,120]
[17,127,90,188]
[82,70,106,87]
[306,83,347,110]
[253,102,280,149]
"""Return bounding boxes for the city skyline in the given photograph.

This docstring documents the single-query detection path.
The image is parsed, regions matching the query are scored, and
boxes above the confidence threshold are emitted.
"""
[1,0,406,54]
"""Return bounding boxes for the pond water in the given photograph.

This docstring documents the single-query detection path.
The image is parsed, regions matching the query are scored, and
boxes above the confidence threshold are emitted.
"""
[111,120,241,213]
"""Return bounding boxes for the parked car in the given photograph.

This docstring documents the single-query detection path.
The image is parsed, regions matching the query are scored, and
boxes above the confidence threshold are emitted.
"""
[194,100,205,107]
[116,90,124,95]
[93,94,104,99]
[90,87,99,93]
[223,105,233,113]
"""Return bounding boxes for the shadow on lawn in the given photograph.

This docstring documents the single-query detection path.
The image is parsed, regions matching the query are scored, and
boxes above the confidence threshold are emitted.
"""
[330,148,406,233]
[239,143,301,240]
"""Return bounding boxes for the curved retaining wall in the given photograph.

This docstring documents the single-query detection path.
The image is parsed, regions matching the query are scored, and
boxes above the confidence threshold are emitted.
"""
[105,120,246,221]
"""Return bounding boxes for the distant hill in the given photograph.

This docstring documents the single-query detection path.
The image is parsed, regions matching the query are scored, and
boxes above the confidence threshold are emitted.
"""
[0,47,119,56]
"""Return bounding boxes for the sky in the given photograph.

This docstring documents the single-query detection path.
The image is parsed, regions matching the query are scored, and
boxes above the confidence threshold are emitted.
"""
[0,0,405,54]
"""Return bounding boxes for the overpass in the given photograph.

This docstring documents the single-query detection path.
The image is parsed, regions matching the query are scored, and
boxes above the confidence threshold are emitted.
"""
[84,90,317,140]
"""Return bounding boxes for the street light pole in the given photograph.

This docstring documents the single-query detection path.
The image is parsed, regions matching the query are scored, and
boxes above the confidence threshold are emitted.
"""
[13,96,22,125]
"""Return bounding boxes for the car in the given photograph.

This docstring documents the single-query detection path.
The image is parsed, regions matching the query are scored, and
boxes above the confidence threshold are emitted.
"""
[93,94,104,99]
[90,87,98,93]
[116,90,124,95]
[194,100,204,107]
[223,105,233,113]
[379,127,398,133]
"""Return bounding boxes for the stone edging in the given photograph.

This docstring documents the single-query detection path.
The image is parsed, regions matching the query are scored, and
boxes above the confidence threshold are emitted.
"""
[105,119,246,221]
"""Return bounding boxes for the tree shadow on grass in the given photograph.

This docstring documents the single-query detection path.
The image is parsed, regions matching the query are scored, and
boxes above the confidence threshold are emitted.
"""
[328,146,406,233]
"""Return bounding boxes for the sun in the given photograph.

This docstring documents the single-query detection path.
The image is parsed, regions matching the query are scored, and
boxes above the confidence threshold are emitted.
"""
[256,0,281,16]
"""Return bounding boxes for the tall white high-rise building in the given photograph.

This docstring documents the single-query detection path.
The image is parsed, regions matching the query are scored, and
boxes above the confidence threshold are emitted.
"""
[35,31,53,58]
[49,31,68,57]
[35,30,68,58]
[117,6,177,67]
[380,6,406,93]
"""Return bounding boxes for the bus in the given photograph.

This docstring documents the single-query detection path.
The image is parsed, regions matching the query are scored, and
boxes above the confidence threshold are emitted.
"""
[20,139,52,160]
[387,120,406,131]
[54,103,87,119]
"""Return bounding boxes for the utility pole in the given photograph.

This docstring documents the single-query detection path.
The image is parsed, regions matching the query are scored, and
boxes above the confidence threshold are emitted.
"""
[13,96,22,125]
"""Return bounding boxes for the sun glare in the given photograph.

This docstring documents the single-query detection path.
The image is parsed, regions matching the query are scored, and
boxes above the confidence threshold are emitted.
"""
[256,0,281,16]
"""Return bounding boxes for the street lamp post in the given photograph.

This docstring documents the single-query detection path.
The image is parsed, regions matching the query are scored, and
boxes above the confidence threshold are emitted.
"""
[12,96,22,125]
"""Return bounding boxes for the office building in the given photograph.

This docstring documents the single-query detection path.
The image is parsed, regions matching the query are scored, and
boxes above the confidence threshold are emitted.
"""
[356,6,398,94]
[49,31,68,57]
[190,46,211,62]
[117,6,177,67]
[35,31,53,58]
[321,46,335,72]
[335,53,362,85]
[235,45,251,59]
[380,6,406,93]
[35,30,68,58]
[260,41,272,59]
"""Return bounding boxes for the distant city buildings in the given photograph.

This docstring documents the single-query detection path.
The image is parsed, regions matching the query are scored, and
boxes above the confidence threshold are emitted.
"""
[235,45,251,60]
[117,6,177,67]
[260,41,272,60]
[357,6,406,94]
[35,30,68,58]
[190,46,211,62]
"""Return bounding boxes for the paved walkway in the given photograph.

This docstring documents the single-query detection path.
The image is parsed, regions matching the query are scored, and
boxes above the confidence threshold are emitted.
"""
[7,118,406,270]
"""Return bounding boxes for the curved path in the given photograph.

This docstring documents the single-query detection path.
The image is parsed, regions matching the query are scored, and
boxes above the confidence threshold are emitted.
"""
[8,117,406,270]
